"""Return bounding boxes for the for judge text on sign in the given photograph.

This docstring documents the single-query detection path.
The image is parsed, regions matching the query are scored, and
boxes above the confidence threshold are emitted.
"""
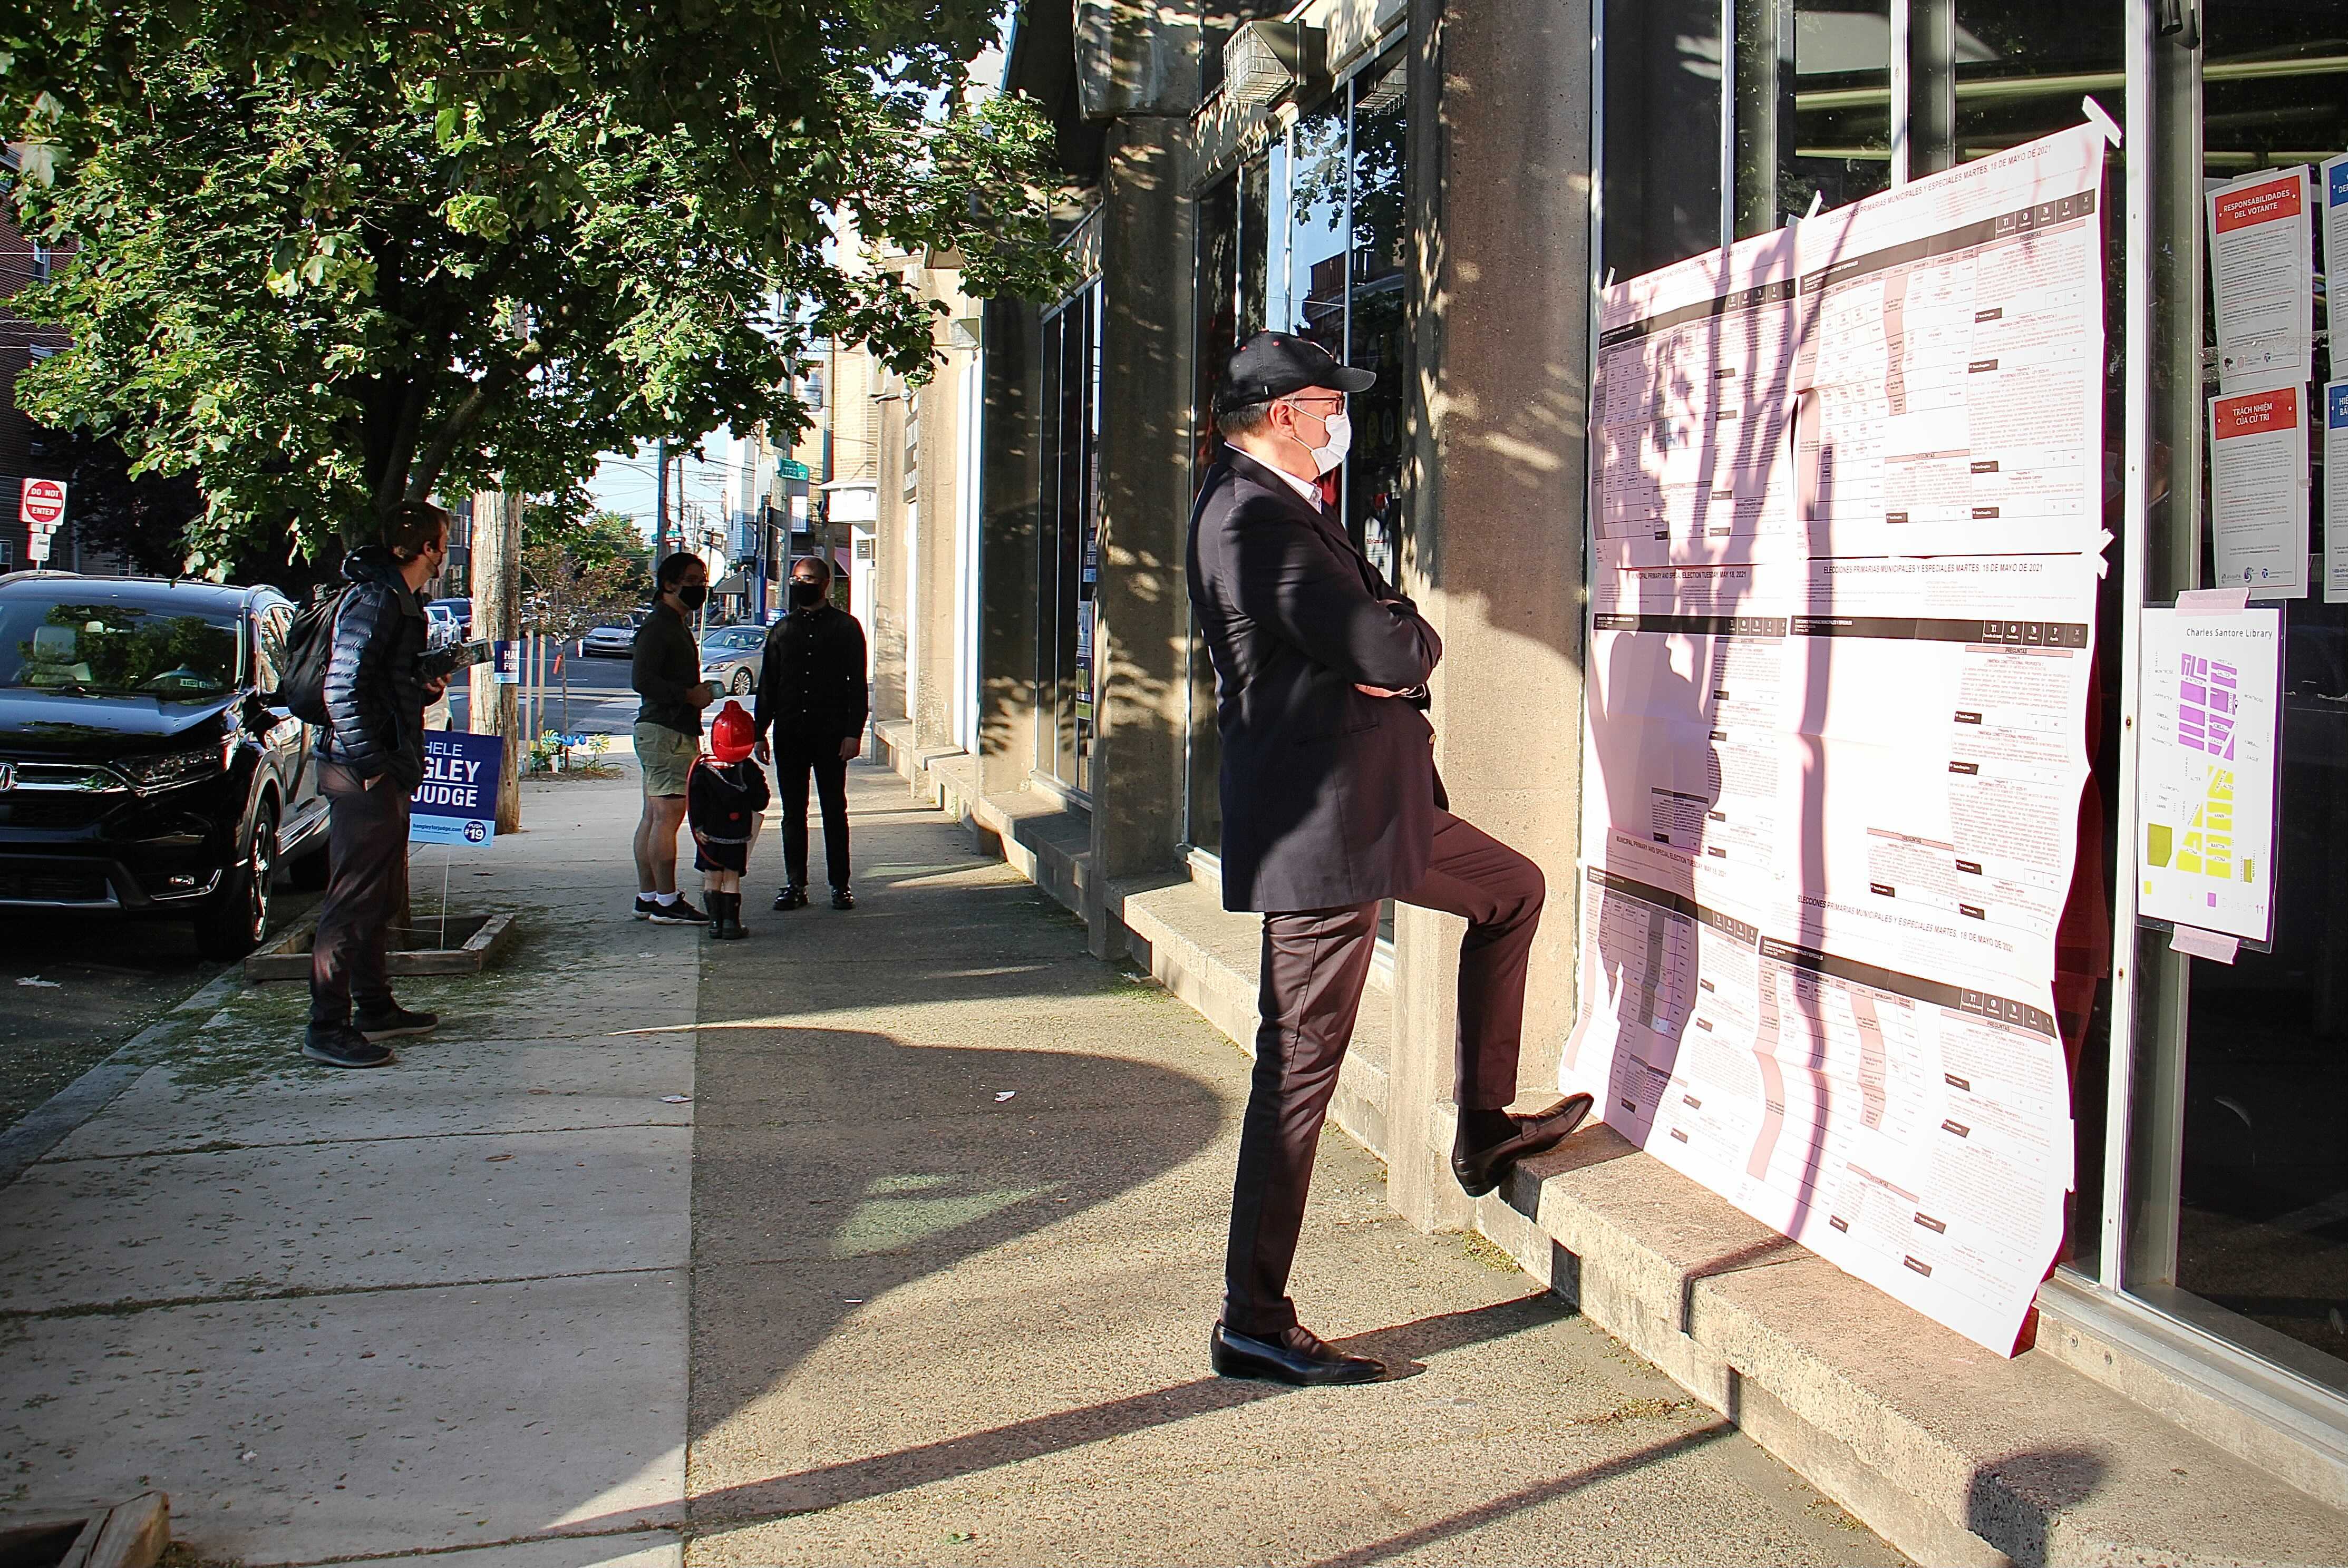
[409,732,503,846]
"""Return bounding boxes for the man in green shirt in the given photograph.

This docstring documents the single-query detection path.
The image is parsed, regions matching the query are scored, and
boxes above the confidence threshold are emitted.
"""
[631,551,720,923]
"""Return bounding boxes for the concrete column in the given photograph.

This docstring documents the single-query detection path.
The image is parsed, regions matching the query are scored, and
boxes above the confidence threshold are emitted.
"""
[1386,0,1594,1231]
[870,374,911,727]
[978,298,1045,797]
[1088,117,1195,957]
[909,330,969,752]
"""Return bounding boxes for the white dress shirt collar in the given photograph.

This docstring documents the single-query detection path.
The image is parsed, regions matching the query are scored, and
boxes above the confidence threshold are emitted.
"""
[1228,443,1324,511]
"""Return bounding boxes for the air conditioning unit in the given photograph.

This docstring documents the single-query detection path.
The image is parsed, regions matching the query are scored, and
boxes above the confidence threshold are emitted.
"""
[1223,22,1324,110]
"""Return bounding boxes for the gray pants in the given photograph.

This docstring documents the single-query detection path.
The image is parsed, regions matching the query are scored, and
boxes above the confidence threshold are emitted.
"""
[309,761,410,1027]
[1222,812,1545,1336]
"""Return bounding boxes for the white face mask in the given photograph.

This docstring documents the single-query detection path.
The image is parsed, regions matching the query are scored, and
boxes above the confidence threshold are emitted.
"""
[1285,402,1352,476]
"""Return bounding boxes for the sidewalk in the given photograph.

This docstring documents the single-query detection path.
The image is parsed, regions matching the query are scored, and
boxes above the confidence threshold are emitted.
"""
[0,763,1899,1566]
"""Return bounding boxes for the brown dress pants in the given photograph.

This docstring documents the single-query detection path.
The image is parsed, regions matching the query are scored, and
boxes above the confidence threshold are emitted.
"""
[1223,811,1545,1336]
[309,761,411,1027]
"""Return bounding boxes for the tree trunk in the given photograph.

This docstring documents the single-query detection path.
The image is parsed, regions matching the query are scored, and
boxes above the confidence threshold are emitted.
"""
[472,487,525,833]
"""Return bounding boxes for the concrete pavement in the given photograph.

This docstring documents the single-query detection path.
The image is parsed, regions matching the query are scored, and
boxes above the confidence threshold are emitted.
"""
[1,762,1900,1565]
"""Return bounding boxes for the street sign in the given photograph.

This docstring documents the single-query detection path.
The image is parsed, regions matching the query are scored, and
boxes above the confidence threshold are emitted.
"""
[778,459,810,481]
[409,731,503,846]
[20,478,66,529]
[21,478,66,562]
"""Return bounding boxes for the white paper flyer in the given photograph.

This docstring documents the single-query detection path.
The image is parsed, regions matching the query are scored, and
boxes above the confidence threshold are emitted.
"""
[2206,167,2315,392]
[2208,382,2310,600]
[2325,380,2348,601]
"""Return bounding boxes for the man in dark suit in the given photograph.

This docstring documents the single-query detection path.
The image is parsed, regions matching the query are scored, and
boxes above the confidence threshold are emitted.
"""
[1188,332,1594,1387]
[753,553,869,910]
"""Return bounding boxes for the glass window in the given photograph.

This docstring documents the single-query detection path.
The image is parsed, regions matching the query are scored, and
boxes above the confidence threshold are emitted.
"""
[0,596,243,697]
[1739,0,1894,234]
[1348,57,1410,585]
[2122,0,2348,1399]
[1286,99,1351,357]
[1603,0,1726,275]
[1037,281,1101,795]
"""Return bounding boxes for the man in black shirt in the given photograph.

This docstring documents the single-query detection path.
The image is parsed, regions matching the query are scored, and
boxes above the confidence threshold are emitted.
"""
[632,551,721,924]
[753,554,869,910]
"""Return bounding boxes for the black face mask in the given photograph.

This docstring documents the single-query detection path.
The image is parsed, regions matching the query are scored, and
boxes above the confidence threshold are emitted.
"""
[789,578,824,609]
[676,583,709,611]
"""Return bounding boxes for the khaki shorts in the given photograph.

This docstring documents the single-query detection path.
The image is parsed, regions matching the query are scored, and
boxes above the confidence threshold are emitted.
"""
[634,722,700,797]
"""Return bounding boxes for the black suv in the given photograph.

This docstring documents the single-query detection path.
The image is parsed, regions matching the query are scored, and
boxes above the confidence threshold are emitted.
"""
[0,571,330,958]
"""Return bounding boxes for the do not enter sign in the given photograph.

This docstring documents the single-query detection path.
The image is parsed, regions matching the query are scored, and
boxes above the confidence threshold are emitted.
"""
[20,478,66,529]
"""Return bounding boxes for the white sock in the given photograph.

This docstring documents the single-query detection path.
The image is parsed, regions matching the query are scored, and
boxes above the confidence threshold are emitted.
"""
[655,891,680,905]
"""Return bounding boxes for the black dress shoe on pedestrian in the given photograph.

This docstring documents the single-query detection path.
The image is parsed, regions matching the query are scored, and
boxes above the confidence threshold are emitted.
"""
[1209,1322,1385,1386]
[830,886,854,910]
[303,1024,395,1069]
[352,1003,438,1041]
[774,885,809,911]
[1451,1093,1595,1199]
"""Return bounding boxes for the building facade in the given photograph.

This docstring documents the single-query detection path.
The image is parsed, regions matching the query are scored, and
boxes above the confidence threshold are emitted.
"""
[1,147,75,573]
[865,1,2348,1554]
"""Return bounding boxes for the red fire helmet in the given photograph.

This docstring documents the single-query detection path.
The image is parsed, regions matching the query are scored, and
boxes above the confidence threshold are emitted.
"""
[709,699,756,763]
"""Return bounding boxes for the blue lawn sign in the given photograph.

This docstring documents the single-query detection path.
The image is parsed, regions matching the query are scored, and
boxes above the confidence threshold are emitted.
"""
[491,640,521,685]
[409,732,503,846]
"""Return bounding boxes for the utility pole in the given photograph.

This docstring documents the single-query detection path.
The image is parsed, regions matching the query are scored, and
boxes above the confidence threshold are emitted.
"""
[653,437,670,562]
[470,488,525,833]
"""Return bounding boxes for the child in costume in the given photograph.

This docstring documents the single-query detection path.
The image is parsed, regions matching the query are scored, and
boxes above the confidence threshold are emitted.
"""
[687,700,771,940]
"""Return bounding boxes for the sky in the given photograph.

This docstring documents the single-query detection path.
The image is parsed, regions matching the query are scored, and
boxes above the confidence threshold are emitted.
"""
[582,429,761,544]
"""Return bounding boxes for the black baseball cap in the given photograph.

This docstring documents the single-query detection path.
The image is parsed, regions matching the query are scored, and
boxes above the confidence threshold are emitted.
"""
[1213,330,1376,414]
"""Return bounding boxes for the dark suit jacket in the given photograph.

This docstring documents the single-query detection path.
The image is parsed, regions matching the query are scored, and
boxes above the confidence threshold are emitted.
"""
[1186,447,1444,913]
[753,603,870,745]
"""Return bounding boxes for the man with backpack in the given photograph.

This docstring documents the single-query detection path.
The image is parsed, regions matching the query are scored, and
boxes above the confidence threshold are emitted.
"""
[299,501,452,1068]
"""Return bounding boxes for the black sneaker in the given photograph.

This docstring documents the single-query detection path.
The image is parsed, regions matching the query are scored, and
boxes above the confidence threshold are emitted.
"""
[303,1024,395,1069]
[774,885,809,911]
[353,1004,438,1041]
[647,895,710,926]
[830,887,855,910]
[634,894,660,920]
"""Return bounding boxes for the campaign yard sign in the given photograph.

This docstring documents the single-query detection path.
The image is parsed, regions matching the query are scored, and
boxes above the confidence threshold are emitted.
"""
[409,732,502,846]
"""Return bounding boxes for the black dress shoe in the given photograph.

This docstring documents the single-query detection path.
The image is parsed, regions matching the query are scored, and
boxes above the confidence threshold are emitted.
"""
[1451,1093,1595,1198]
[774,885,809,911]
[1210,1322,1384,1386]
[830,885,854,910]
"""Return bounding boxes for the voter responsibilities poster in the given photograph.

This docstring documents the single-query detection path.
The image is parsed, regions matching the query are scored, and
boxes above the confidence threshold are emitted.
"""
[1573,123,2107,1355]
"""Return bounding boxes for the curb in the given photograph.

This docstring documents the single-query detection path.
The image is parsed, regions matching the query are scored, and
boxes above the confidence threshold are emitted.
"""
[0,967,241,1190]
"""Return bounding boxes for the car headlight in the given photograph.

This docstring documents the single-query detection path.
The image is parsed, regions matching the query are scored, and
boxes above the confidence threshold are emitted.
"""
[117,739,230,794]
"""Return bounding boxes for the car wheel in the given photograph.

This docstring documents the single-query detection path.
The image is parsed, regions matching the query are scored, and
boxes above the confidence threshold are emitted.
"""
[194,799,276,961]
[730,668,753,695]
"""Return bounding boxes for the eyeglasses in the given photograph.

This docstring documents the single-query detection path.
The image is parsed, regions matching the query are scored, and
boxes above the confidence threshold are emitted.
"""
[1283,394,1347,412]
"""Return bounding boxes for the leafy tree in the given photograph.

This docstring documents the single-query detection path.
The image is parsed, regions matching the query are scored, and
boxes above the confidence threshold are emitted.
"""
[521,504,648,643]
[0,2,1068,573]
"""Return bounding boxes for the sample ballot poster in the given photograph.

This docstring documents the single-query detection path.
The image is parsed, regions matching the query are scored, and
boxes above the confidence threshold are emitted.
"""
[1571,122,2109,1355]
[2137,607,2282,944]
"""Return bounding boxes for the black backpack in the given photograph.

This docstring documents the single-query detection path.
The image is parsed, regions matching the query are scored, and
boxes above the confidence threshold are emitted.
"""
[277,582,354,724]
